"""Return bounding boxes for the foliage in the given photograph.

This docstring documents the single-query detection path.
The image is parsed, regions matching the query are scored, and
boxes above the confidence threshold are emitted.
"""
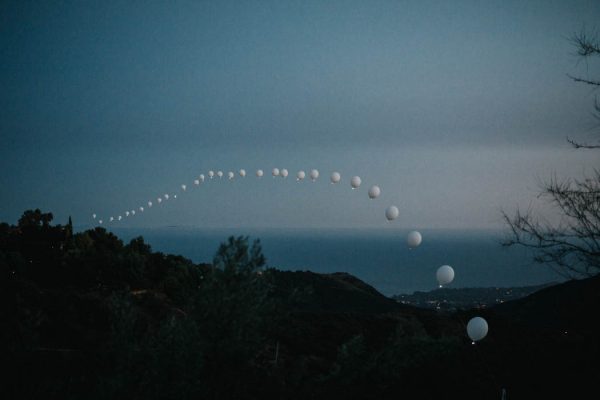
[212,235,266,273]
[4,209,600,399]
[1,212,275,399]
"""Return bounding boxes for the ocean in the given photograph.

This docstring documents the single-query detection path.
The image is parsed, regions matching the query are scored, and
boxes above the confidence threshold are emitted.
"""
[109,227,560,296]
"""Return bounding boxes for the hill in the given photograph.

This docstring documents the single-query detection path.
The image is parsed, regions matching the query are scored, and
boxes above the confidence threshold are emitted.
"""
[453,274,600,399]
[393,283,555,311]
[2,209,600,399]
[492,274,600,334]
[268,270,409,313]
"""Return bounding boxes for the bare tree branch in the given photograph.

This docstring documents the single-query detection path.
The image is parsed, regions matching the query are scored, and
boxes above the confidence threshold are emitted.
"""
[567,137,600,149]
[570,30,600,57]
[566,28,600,148]
[567,29,600,149]
[567,73,600,87]
[503,171,600,278]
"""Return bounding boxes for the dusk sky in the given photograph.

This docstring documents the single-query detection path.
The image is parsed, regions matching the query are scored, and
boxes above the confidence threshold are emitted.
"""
[1,0,599,229]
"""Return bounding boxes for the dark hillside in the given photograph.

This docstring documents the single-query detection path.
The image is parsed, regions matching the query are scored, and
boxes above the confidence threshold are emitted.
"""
[492,274,600,334]
[266,270,410,314]
[2,210,599,399]
[452,275,600,399]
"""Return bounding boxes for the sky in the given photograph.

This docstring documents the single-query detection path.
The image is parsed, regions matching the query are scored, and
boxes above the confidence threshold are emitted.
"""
[1,0,599,230]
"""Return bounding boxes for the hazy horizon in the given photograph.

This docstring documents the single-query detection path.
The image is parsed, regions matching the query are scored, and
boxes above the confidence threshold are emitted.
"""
[106,226,560,295]
[2,1,599,229]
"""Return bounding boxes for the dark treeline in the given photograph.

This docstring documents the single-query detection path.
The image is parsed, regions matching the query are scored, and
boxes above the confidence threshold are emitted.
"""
[1,210,280,399]
[1,210,599,399]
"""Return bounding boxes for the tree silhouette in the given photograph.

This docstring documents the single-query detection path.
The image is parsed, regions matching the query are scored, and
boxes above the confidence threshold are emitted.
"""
[502,172,600,277]
[566,29,600,149]
[17,209,54,229]
[212,235,266,274]
[503,28,600,278]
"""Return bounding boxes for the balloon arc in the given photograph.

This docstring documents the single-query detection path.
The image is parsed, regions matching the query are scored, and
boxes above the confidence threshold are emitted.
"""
[89,166,486,342]
[92,168,396,226]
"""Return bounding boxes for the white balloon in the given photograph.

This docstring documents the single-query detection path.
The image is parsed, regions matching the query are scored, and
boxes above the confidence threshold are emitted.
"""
[227,171,234,179]
[194,179,200,185]
[217,171,223,178]
[272,168,280,177]
[467,317,489,342]
[297,170,306,180]
[330,172,341,184]
[256,169,264,177]
[436,265,455,286]
[350,176,361,189]
[310,169,319,181]
[164,194,169,200]
[148,201,153,207]
[99,220,103,224]
[368,185,381,199]
[239,169,246,177]
[139,207,144,212]
[199,174,205,181]
[125,211,130,217]
[407,231,422,248]
[118,216,122,221]
[173,194,177,199]
[385,206,399,221]
[157,198,162,203]
[281,168,288,178]
[92,213,96,219]
[181,184,187,191]
[131,210,135,215]
[208,170,214,179]
[109,217,114,222]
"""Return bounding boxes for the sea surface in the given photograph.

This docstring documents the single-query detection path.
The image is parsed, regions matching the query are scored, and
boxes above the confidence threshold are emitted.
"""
[109,227,561,296]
